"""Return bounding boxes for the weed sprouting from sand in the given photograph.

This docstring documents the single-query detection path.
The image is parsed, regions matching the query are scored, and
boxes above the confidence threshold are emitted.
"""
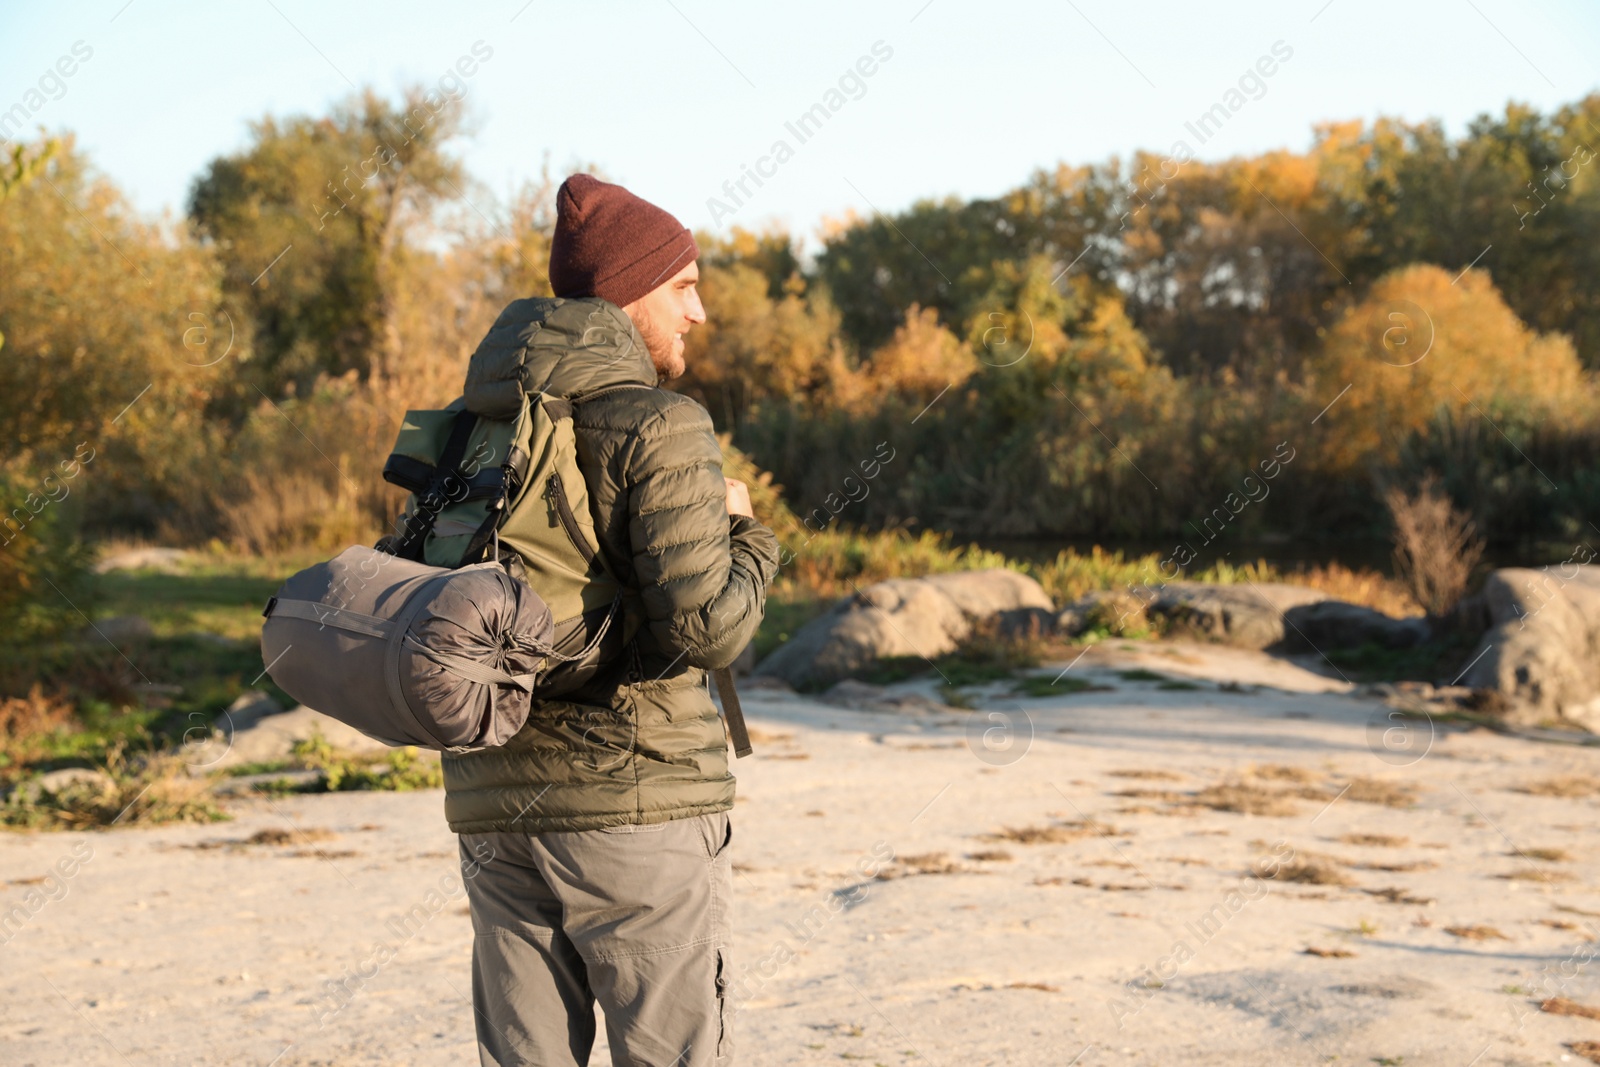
[1339,833,1409,847]
[1110,769,1184,781]
[1304,946,1356,958]
[1445,924,1508,940]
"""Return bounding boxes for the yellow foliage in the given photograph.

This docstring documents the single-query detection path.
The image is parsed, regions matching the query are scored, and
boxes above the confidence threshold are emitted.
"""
[1308,263,1586,472]
[835,304,978,411]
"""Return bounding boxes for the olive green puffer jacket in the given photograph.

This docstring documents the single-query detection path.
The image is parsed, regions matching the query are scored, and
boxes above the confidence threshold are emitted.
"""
[440,296,781,834]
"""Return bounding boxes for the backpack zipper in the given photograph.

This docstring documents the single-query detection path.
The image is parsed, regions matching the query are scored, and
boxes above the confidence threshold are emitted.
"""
[545,472,599,569]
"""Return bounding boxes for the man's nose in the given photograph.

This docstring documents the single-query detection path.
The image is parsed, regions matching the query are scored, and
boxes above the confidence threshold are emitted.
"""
[685,293,707,325]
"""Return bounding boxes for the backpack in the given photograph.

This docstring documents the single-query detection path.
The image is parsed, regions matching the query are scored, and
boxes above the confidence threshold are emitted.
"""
[375,383,647,697]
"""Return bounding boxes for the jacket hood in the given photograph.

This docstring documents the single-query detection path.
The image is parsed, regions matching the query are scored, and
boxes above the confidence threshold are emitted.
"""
[463,296,659,418]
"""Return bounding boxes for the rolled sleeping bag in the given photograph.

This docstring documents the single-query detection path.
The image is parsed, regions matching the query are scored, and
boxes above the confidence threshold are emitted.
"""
[260,544,555,751]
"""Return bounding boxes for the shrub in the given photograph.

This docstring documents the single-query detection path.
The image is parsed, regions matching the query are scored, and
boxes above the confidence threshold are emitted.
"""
[1384,476,1484,616]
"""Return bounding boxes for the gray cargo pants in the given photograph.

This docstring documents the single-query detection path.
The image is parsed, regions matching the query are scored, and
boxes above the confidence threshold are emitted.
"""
[457,811,734,1067]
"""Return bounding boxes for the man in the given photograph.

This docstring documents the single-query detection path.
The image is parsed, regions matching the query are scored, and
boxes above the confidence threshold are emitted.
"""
[444,173,780,1066]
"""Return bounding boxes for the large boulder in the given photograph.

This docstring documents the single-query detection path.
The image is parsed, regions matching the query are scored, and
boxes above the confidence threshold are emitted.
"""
[753,569,1054,690]
[193,693,393,775]
[1147,581,1330,648]
[1280,600,1431,652]
[1460,567,1600,729]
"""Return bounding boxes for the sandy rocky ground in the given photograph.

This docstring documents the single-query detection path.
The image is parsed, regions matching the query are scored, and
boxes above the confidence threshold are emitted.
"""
[3,640,1600,1066]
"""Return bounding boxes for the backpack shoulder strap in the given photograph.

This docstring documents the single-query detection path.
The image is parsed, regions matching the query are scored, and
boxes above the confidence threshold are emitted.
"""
[711,667,753,758]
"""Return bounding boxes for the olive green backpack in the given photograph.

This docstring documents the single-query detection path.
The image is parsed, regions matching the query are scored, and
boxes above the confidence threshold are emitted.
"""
[375,384,646,698]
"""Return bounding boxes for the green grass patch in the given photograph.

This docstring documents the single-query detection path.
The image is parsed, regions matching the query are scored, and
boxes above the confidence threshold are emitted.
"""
[1116,668,1167,682]
[1156,679,1203,691]
[277,730,444,792]
[1321,631,1481,684]
[1011,675,1114,698]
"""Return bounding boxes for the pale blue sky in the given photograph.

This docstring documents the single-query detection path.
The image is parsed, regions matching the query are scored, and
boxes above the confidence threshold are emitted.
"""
[2,0,1596,251]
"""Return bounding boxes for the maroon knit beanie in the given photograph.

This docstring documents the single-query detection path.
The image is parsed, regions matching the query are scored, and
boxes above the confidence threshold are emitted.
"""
[548,174,700,308]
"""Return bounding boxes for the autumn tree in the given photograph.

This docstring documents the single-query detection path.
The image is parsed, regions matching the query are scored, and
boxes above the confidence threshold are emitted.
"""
[1306,263,1583,475]
[188,86,468,402]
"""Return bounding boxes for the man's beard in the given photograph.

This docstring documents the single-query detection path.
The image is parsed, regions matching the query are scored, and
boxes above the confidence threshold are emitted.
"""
[633,312,684,381]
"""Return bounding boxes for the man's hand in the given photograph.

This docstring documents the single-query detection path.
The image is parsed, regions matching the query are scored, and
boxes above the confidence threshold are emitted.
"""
[724,477,753,518]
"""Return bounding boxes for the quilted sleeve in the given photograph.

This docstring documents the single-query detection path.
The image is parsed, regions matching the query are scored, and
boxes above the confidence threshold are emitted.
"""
[623,398,781,670]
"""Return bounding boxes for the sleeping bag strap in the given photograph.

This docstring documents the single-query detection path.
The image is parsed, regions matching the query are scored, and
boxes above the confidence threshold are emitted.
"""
[401,635,538,691]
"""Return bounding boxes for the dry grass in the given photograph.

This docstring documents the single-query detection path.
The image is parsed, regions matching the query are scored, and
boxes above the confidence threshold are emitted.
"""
[1006,981,1061,992]
[1571,1041,1600,1065]
[1343,777,1419,808]
[1254,855,1356,887]
[1516,775,1600,798]
[1543,998,1600,1021]
[3,747,225,830]
[1339,833,1410,848]
[1499,869,1576,884]
[1246,764,1323,784]
[875,851,976,879]
[0,684,77,772]
[247,827,337,846]
[1287,562,1421,618]
[985,820,1119,845]
[1109,769,1184,781]
[966,849,1014,862]
[1445,924,1508,941]
[1519,847,1572,862]
[1111,788,1189,802]
[1303,946,1356,958]
[1194,783,1305,817]
[1353,859,1437,872]
[1385,477,1485,617]
[1362,886,1435,905]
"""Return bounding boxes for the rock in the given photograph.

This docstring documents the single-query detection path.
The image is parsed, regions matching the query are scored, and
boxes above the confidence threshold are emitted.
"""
[1148,582,1329,649]
[92,615,154,644]
[12,767,118,804]
[730,640,758,677]
[1460,567,1600,730]
[817,679,948,715]
[753,568,1054,691]
[218,690,284,732]
[199,704,393,774]
[93,547,189,574]
[1280,601,1431,652]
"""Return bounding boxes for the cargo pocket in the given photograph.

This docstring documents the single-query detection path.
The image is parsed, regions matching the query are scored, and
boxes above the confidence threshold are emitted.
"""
[714,947,732,1062]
